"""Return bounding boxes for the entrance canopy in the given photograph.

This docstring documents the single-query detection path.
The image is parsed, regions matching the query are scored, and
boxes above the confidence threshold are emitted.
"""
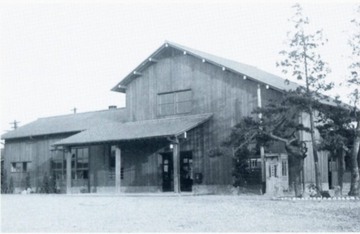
[54,113,212,146]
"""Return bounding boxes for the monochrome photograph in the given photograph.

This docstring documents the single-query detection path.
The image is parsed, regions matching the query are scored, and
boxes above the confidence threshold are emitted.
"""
[1,0,360,232]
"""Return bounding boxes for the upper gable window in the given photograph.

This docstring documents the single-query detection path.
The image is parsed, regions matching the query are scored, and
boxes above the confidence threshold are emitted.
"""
[158,89,192,116]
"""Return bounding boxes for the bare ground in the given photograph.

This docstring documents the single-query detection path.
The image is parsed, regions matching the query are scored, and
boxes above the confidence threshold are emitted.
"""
[1,194,360,232]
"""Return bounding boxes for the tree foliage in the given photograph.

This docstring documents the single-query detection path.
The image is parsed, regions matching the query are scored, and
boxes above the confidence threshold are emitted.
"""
[1,168,8,193]
[317,105,353,154]
[347,5,360,196]
[225,90,311,196]
[277,4,332,93]
[316,104,354,194]
[277,3,333,192]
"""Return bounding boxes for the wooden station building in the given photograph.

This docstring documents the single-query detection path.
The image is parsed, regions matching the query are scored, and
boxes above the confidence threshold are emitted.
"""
[2,41,337,194]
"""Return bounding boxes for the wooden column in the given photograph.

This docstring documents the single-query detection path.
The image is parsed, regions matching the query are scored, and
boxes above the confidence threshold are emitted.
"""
[65,147,72,194]
[173,138,180,193]
[115,146,121,193]
[257,84,266,192]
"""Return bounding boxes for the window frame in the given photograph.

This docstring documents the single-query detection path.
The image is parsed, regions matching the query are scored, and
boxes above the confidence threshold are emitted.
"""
[51,150,66,180]
[71,147,89,180]
[10,161,31,173]
[157,89,192,116]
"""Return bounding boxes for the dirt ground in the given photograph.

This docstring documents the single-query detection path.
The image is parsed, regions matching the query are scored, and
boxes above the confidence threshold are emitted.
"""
[1,194,360,232]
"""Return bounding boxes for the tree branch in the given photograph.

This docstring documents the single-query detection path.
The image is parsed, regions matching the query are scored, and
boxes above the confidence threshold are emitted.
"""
[268,133,290,144]
[233,132,257,154]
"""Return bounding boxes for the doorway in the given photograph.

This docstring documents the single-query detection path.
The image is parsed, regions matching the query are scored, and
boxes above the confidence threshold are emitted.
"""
[162,153,173,192]
[161,151,193,192]
[180,151,193,192]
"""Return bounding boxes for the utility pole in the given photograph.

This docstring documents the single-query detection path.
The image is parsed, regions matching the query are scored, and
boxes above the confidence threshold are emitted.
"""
[71,107,77,114]
[10,120,20,130]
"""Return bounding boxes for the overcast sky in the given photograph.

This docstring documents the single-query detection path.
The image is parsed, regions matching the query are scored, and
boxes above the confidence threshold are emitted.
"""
[1,0,359,138]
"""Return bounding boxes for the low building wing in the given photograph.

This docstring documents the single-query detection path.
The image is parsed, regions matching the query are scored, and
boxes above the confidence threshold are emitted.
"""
[1,108,127,140]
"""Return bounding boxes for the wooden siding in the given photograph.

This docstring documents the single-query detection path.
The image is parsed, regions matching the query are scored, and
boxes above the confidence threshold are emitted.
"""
[120,140,168,188]
[89,144,111,190]
[4,134,72,191]
[124,49,271,186]
[300,112,329,185]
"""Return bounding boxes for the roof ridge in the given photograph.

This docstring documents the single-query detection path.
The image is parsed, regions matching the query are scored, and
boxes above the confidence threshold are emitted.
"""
[124,113,213,125]
[37,107,126,120]
[166,41,269,69]
[114,40,302,93]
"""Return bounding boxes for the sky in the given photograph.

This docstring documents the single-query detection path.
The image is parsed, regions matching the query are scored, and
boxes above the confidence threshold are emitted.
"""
[1,0,359,139]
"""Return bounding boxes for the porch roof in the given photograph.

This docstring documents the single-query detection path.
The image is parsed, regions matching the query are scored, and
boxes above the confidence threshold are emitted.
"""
[53,113,212,146]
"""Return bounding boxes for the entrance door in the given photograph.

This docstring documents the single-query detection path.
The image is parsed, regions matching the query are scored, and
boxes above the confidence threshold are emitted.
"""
[180,151,193,192]
[162,153,173,192]
[161,151,193,192]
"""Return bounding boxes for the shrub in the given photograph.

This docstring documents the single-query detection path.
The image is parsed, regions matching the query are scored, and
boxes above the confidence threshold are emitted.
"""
[1,169,8,193]
[25,173,31,189]
[40,172,57,193]
[320,190,331,198]
[40,173,50,193]
[49,171,57,193]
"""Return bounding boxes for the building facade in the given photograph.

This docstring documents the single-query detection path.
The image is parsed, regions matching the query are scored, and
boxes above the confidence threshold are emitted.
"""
[2,41,341,194]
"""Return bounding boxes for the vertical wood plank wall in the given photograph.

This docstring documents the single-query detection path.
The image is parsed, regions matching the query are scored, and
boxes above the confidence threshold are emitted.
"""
[300,112,329,186]
[4,134,72,191]
[4,48,330,192]
[125,48,266,186]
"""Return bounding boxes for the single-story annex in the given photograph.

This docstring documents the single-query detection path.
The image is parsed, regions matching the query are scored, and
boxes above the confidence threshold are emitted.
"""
[1,41,350,194]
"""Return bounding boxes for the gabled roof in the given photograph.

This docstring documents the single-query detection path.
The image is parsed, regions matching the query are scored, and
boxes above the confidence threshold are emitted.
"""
[111,41,346,108]
[111,40,300,93]
[54,113,212,146]
[1,108,127,140]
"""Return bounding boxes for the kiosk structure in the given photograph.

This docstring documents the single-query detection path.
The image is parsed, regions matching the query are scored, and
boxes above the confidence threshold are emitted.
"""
[265,153,289,196]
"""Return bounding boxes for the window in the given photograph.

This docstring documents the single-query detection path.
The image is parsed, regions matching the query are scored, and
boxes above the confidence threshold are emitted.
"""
[50,148,89,180]
[269,165,278,177]
[158,89,192,116]
[268,165,272,177]
[11,162,31,173]
[274,165,278,178]
[51,150,65,180]
[248,159,261,169]
[121,167,124,180]
[282,160,288,176]
[71,147,89,180]
[110,146,116,168]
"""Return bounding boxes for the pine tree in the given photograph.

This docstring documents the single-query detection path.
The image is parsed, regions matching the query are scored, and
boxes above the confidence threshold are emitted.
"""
[277,4,333,192]
[226,90,311,196]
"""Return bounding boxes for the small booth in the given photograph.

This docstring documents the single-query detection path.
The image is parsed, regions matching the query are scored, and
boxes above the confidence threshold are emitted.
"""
[265,153,289,196]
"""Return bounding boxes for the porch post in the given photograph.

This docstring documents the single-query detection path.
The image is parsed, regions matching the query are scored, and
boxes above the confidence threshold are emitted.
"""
[173,137,180,193]
[65,147,72,194]
[115,146,121,193]
[257,84,266,193]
